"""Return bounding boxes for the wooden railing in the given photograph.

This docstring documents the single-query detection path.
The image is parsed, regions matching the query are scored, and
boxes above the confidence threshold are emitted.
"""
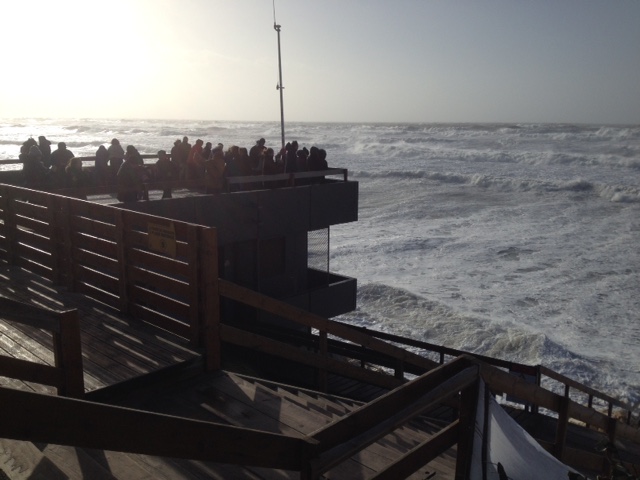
[0,385,318,471]
[216,278,640,474]
[0,178,638,475]
[0,154,349,199]
[0,184,219,368]
[304,356,480,479]
[0,297,83,397]
[351,326,636,425]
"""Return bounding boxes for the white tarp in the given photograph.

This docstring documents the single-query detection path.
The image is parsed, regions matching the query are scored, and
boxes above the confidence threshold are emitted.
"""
[470,380,579,480]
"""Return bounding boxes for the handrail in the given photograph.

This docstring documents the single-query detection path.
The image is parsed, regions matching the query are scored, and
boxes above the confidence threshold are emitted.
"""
[307,359,479,478]
[217,279,438,373]
[0,385,318,470]
[355,326,635,422]
[0,183,217,356]
[216,278,640,465]
[0,297,83,397]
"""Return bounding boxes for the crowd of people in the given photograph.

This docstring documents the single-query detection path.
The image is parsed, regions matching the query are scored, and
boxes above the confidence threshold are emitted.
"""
[18,135,329,202]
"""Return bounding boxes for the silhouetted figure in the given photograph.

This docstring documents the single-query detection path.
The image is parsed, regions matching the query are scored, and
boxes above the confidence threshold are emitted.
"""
[296,147,309,172]
[117,154,143,202]
[95,145,109,185]
[204,149,225,193]
[107,138,125,183]
[203,141,213,162]
[262,147,278,175]
[179,136,192,180]
[237,147,252,176]
[38,136,52,168]
[65,157,90,191]
[22,144,50,188]
[249,138,266,172]
[50,142,74,188]
[285,140,298,173]
[155,150,175,199]
[170,139,182,169]
[187,139,205,180]
[125,145,144,166]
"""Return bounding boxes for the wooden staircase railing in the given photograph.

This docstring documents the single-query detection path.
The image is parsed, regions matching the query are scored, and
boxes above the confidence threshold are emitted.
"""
[0,297,83,398]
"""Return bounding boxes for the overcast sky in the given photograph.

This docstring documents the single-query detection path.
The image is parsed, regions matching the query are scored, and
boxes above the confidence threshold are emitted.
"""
[1,0,638,124]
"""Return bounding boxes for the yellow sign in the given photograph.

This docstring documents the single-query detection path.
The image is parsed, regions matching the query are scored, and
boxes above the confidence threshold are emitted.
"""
[148,222,177,258]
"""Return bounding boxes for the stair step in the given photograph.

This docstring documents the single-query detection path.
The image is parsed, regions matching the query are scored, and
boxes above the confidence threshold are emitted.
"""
[0,439,67,480]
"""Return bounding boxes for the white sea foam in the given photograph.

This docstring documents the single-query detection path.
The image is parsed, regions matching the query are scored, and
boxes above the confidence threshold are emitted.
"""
[2,118,639,405]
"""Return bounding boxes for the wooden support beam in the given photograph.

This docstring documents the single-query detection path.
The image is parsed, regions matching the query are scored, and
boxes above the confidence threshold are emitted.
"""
[0,386,318,470]
[218,279,438,372]
[0,356,60,386]
[455,379,479,480]
[371,420,460,480]
[55,309,84,398]
[310,366,478,477]
[199,226,220,370]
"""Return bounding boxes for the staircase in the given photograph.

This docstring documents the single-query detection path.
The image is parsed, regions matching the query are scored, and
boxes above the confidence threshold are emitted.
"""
[0,370,458,479]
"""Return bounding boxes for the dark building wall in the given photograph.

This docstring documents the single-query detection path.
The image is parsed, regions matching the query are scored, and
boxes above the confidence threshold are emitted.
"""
[120,181,358,316]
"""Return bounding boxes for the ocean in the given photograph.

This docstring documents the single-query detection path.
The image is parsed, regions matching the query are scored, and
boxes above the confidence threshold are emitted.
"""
[1,118,639,406]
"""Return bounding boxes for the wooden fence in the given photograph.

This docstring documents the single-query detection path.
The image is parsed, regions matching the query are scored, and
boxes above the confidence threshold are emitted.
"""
[216,278,640,475]
[0,183,219,368]
[0,297,83,397]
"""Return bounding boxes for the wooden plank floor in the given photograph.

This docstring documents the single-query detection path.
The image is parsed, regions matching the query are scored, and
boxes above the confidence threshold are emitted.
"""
[0,264,199,395]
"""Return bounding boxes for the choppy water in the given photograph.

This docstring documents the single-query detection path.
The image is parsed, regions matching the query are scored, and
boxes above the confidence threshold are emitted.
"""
[2,118,639,405]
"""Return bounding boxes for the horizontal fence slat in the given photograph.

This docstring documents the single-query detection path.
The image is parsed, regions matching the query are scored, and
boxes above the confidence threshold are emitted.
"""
[129,285,190,319]
[15,229,51,252]
[129,303,191,339]
[0,298,62,332]
[70,215,116,238]
[73,248,118,273]
[12,201,49,223]
[75,282,120,310]
[72,232,117,258]
[127,248,189,278]
[13,216,50,236]
[75,265,119,294]
[0,356,60,386]
[128,266,190,298]
[68,200,116,224]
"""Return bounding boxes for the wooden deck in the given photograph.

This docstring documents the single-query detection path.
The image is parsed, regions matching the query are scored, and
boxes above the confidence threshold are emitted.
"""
[0,265,459,479]
[0,264,199,395]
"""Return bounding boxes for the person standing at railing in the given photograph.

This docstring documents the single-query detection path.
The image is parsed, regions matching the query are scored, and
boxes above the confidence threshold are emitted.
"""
[186,139,205,180]
[179,136,191,180]
[107,138,125,184]
[94,145,109,186]
[38,136,52,168]
[204,147,225,193]
[64,157,90,195]
[22,144,50,188]
[50,142,75,188]
[116,153,144,202]
[155,149,175,199]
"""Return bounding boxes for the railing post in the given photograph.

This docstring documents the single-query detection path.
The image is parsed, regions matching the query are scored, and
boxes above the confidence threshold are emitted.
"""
[318,330,328,392]
[0,186,18,265]
[199,226,220,371]
[553,395,569,461]
[187,225,200,345]
[54,309,84,398]
[455,377,480,480]
[394,358,404,380]
[114,209,129,313]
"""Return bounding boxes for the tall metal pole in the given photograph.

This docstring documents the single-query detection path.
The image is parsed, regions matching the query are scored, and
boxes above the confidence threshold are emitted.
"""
[274,22,285,152]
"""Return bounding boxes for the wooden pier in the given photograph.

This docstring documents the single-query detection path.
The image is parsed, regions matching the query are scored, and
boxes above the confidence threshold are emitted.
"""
[1,180,639,479]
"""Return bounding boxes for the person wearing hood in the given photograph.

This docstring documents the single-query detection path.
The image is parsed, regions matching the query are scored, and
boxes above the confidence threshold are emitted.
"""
[22,144,50,187]
[50,142,75,188]
[38,136,52,168]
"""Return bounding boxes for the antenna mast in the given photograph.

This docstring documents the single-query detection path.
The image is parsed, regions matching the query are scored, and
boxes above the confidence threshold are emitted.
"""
[273,1,285,151]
